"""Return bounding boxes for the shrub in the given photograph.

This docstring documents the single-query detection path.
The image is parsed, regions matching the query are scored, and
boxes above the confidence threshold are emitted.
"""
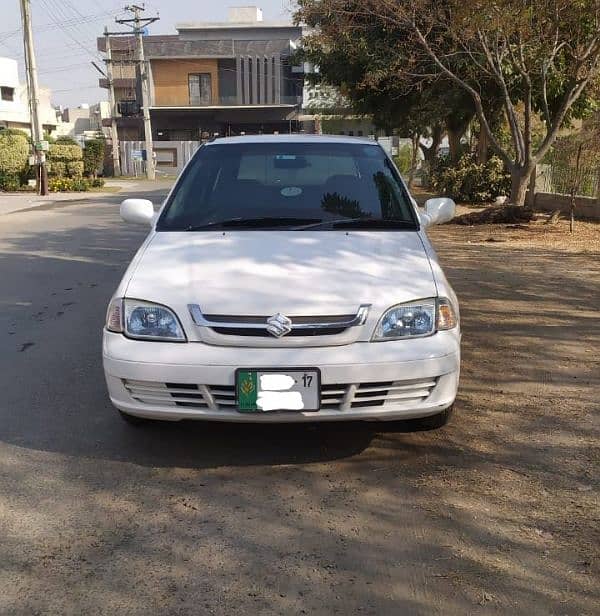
[90,178,105,188]
[48,143,84,178]
[83,138,106,178]
[0,133,29,174]
[66,161,84,178]
[0,172,21,191]
[54,136,79,145]
[0,128,30,140]
[48,143,83,162]
[0,132,29,190]
[431,154,511,203]
[393,143,414,176]
[48,177,91,192]
[48,161,66,177]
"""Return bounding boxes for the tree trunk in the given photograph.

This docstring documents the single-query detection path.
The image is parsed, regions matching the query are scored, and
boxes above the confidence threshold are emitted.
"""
[407,134,419,189]
[570,193,575,233]
[447,128,462,163]
[509,167,534,206]
[526,165,537,208]
[476,123,489,164]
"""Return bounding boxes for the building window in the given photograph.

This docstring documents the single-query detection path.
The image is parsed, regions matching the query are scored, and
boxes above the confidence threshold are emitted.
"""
[1,86,15,102]
[358,130,364,136]
[189,73,212,106]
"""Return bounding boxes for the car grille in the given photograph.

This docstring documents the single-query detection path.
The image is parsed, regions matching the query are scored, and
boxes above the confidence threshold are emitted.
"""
[203,315,355,337]
[187,304,371,340]
[122,377,437,411]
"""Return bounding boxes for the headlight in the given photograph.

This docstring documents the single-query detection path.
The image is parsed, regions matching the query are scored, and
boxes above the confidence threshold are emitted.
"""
[106,298,186,341]
[372,298,457,341]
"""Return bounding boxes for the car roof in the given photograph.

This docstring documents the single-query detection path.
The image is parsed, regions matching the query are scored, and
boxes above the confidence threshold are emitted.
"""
[206,134,380,146]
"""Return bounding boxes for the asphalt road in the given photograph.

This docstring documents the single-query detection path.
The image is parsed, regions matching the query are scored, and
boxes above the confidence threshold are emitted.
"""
[0,184,597,615]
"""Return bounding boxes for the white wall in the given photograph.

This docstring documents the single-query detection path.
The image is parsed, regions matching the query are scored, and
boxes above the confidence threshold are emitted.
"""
[0,56,59,133]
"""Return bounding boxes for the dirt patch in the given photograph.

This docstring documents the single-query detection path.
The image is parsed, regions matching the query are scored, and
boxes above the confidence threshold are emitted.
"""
[445,215,600,253]
[413,189,600,253]
[421,221,600,611]
[454,205,535,225]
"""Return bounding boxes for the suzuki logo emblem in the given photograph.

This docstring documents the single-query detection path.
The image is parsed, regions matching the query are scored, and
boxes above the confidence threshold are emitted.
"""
[266,313,293,338]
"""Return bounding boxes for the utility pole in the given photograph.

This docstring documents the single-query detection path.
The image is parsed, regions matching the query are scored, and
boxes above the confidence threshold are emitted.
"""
[93,30,121,176]
[116,5,159,180]
[19,0,48,195]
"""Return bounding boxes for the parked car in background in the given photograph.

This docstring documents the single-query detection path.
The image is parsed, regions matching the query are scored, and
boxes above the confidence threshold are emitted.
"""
[103,135,460,427]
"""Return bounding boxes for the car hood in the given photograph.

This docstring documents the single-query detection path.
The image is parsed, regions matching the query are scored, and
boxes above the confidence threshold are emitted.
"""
[125,231,436,316]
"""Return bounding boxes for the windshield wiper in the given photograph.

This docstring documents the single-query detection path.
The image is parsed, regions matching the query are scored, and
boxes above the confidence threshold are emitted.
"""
[185,217,322,230]
[293,218,416,230]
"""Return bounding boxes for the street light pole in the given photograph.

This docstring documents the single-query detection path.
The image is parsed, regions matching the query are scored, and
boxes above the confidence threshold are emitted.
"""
[19,0,48,195]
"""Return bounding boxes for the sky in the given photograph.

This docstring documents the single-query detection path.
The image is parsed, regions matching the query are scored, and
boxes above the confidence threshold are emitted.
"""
[1,0,293,108]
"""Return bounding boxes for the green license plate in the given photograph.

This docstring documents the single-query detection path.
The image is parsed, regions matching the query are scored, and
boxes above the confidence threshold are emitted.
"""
[236,368,321,412]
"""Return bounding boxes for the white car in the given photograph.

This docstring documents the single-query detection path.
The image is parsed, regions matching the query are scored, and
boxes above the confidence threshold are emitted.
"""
[103,135,460,427]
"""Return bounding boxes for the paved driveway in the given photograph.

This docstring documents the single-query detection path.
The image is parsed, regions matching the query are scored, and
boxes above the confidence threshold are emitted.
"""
[0,187,597,615]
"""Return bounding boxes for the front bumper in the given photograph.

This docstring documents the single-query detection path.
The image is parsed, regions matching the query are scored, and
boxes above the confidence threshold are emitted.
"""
[103,330,460,422]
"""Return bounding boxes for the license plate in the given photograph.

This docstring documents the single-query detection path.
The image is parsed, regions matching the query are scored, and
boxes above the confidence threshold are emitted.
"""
[236,368,321,413]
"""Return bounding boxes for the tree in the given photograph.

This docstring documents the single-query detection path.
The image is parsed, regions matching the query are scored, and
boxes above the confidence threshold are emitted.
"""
[296,0,478,171]
[344,0,600,205]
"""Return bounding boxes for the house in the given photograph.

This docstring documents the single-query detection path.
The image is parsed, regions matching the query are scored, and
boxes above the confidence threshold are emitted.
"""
[97,7,304,141]
[57,102,111,141]
[0,56,59,136]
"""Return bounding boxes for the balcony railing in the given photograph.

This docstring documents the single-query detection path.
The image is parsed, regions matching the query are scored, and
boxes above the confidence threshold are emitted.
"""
[151,95,303,108]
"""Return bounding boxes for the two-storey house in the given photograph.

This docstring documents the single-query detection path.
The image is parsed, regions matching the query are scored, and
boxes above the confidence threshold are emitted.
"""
[97,7,304,142]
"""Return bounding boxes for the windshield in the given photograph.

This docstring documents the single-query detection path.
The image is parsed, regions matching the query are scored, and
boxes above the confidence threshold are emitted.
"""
[157,141,418,231]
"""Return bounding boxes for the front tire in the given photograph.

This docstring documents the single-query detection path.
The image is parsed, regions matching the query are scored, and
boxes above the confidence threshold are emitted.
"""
[412,405,453,431]
[118,410,151,426]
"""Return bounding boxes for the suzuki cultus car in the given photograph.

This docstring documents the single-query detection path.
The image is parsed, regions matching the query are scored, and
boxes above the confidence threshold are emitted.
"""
[103,135,460,427]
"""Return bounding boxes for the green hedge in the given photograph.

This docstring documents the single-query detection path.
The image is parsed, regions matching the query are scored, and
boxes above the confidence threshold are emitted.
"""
[83,139,105,177]
[0,133,29,174]
[48,161,65,177]
[48,143,83,162]
[48,143,84,179]
[0,133,29,190]
[66,161,84,178]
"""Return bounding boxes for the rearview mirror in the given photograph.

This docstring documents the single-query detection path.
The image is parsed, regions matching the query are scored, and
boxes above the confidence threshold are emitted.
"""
[422,198,456,226]
[120,199,155,226]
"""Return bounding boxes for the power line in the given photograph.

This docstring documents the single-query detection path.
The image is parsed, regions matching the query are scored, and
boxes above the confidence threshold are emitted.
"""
[52,84,103,93]
[36,0,104,61]
[0,10,123,40]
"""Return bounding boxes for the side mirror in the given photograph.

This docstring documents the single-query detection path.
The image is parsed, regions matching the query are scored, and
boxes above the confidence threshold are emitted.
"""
[120,199,155,226]
[422,197,456,226]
